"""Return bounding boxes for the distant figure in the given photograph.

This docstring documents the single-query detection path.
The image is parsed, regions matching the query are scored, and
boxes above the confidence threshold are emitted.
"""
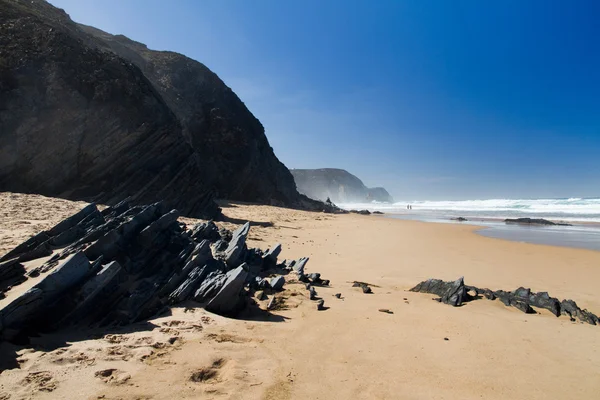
[407,204,410,210]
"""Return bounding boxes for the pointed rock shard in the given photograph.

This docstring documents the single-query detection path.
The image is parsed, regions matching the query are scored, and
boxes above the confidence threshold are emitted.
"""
[263,243,282,267]
[270,276,285,291]
[205,266,248,315]
[224,222,250,267]
[294,257,309,276]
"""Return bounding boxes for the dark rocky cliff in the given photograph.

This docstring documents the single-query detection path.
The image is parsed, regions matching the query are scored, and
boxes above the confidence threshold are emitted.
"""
[290,169,394,204]
[0,0,301,217]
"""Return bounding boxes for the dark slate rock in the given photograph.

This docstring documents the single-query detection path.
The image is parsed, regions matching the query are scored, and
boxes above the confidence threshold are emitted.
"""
[213,239,229,253]
[263,243,282,266]
[224,222,250,267]
[505,218,572,226]
[309,286,317,300]
[412,277,600,325]
[409,277,467,306]
[190,221,220,242]
[193,271,228,303]
[270,276,285,291]
[317,299,326,310]
[0,232,51,263]
[169,266,205,303]
[205,266,248,315]
[294,257,309,276]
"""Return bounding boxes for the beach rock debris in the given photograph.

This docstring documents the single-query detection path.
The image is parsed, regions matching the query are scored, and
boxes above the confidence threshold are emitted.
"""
[504,218,572,226]
[0,201,330,342]
[410,277,599,325]
[352,281,373,294]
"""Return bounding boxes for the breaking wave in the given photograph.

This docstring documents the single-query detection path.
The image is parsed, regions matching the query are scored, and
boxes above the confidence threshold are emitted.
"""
[339,198,600,222]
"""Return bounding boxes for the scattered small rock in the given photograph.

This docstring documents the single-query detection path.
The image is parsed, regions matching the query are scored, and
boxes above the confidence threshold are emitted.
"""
[317,299,325,311]
[378,309,393,314]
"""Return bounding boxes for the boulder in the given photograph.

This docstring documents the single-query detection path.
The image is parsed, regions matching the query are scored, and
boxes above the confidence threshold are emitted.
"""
[409,277,467,306]
[206,266,249,315]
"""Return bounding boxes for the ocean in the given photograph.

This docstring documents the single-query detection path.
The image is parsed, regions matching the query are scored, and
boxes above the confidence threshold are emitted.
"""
[338,198,600,251]
[339,197,600,222]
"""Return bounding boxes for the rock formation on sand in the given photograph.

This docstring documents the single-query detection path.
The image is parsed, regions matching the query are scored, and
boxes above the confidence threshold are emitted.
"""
[291,169,394,203]
[410,277,600,325]
[0,0,330,217]
[0,201,329,342]
[504,218,572,226]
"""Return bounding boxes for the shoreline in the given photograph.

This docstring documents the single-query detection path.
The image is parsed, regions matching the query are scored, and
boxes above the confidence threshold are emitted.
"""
[1,193,600,399]
[383,212,600,252]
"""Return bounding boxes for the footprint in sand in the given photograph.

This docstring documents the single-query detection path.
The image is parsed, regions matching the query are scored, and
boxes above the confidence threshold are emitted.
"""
[21,371,58,393]
[205,333,250,344]
[94,368,131,385]
[189,358,227,384]
[103,334,128,344]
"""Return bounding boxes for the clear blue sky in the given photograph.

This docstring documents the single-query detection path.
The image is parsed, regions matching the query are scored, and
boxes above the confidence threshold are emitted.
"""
[49,0,600,200]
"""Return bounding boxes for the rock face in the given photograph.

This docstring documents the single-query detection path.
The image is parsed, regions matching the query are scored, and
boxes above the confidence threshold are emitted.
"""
[410,277,599,325]
[0,201,322,341]
[290,169,393,203]
[0,0,309,217]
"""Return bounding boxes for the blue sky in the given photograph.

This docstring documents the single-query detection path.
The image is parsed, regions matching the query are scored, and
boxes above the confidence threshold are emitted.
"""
[49,0,600,200]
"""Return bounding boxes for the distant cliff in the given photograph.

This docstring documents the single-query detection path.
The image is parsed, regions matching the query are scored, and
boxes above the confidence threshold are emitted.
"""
[290,169,394,203]
[0,0,305,217]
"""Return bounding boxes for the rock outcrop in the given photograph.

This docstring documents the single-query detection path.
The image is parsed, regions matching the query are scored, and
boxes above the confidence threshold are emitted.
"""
[290,169,393,204]
[0,0,314,217]
[0,201,329,341]
[504,218,572,226]
[410,277,599,325]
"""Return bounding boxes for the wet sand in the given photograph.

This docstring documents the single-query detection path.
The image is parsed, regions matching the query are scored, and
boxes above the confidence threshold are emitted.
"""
[1,193,599,399]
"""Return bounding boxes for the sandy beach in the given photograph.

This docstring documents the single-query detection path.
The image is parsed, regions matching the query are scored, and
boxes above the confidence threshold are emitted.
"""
[1,192,599,400]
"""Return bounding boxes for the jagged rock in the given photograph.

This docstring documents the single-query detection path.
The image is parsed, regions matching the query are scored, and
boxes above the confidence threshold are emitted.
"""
[0,202,319,342]
[409,277,467,306]
[223,223,250,267]
[294,257,309,276]
[205,266,248,315]
[0,259,27,293]
[270,276,285,291]
[263,244,282,268]
[317,299,326,310]
[309,286,317,300]
[412,277,599,325]
[219,228,233,243]
[353,281,373,294]
[0,252,92,336]
[212,240,229,253]
[255,290,266,301]
[350,209,371,215]
[193,271,227,303]
[560,300,599,325]
[190,221,220,242]
[505,218,572,226]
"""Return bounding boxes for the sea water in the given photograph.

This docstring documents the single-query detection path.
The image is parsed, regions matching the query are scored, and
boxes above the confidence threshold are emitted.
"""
[338,198,600,251]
